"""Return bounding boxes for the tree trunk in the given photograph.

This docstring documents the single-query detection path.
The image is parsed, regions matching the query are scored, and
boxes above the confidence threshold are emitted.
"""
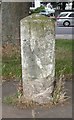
[2,2,31,45]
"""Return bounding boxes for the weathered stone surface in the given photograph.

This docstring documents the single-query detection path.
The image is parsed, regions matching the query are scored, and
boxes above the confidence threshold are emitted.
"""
[20,14,55,104]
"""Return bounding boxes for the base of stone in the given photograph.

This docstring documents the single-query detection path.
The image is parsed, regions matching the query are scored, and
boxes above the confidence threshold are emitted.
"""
[17,95,54,109]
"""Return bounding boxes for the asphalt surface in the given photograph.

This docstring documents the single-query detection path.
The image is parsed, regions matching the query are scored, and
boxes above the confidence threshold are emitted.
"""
[55,26,74,39]
[55,26,74,35]
[2,80,72,118]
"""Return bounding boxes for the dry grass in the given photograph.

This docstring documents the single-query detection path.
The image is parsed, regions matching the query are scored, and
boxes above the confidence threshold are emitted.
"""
[2,43,20,57]
[3,69,68,109]
[2,43,22,80]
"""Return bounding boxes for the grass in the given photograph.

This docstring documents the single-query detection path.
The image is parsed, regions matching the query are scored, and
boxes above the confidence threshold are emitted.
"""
[3,93,18,105]
[0,61,2,76]
[2,44,22,80]
[55,39,72,78]
[2,55,22,80]
[2,39,72,80]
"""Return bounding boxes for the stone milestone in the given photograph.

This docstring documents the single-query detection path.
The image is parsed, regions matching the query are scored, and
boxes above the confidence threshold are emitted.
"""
[20,14,55,104]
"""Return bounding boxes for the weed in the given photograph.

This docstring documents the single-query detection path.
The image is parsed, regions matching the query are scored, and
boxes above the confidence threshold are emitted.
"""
[53,68,68,105]
[3,94,18,105]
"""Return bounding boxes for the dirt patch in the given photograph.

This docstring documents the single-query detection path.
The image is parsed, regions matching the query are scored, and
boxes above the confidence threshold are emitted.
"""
[2,43,21,57]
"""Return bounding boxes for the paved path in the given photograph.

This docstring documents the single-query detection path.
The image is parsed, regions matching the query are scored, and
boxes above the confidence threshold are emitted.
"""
[2,80,72,118]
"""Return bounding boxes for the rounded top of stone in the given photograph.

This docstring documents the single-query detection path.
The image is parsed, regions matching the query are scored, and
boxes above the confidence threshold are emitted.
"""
[20,13,53,23]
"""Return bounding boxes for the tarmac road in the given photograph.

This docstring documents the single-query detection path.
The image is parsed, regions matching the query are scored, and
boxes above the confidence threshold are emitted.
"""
[55,25,74,39]
[56,26,74,35]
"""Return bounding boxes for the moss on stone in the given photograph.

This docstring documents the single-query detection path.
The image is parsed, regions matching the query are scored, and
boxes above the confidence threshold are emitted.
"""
[20,14,54,38]
[21,14,54,28]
